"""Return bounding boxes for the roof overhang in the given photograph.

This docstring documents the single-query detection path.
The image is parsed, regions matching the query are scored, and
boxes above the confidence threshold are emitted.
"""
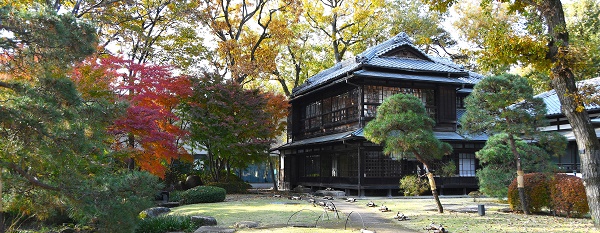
[354,70,467,85]
[274,129,363,150]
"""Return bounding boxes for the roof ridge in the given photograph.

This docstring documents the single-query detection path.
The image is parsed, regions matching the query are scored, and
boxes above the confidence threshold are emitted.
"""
[355,32,413,64]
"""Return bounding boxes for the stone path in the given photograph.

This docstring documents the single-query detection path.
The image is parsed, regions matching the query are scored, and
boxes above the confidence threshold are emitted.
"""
[328,198,418,233]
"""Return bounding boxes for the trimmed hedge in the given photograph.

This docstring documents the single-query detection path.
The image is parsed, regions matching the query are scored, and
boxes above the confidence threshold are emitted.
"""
[205,181,251,194]
[179,186,226,205]
[508,172,589,217]
[508,173,551,213]
[550,174,589,217]
[135,215,198,233]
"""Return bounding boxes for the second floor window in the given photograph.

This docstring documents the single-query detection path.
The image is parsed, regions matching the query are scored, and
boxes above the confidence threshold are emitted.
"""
[364,85,436,119]
[301,89,359,131]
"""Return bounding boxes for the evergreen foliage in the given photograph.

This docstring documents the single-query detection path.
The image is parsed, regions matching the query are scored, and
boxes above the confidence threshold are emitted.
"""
[178,186,226,205]
[364,93,452,213]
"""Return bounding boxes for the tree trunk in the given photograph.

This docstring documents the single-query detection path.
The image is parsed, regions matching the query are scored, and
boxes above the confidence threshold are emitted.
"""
[425,166,443,213]
[127,134,135,170]
[540,0,600,225]
[508,134,530,214]
[0,170,5,233]
[268,157,278,191]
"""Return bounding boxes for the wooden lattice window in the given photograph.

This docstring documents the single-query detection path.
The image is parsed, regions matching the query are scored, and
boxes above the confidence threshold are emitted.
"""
[338,153,358,177]
[304,154,321,177]
[364,151,402,177]
[363,85,435,120]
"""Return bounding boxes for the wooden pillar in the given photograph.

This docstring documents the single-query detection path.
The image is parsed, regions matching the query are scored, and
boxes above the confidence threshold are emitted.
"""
[358,144,364,197]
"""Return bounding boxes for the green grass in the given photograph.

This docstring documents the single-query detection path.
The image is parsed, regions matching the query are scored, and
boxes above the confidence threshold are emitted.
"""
[170,195,598,233]
[359,197,597,233]
[170,195,356,233]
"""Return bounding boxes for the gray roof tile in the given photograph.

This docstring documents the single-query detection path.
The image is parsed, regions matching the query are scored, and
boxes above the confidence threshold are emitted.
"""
[355,70,465,84]
[535,77,600,116]
[292,32,482,97]
[367,57,463,73]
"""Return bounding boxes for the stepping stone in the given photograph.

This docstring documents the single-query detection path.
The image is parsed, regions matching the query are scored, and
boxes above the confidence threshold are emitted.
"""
[194,226,236,233]
[234,221,259,228]
[140,207,170,218]
[191,216,218,226]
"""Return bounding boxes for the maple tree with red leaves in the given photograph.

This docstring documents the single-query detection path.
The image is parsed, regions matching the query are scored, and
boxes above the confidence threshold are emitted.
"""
[72,56,193,178]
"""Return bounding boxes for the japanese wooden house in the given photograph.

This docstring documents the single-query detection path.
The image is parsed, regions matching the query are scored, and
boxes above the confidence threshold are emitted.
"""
[275,33,487,196]
[537,77,600,175]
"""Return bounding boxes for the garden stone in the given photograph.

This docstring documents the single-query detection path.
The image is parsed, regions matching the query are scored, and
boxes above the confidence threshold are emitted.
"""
[191,216,218,226]
[234,221,259,228]
[185,175,203,189]
[193,226,236,233]
[141,206,171,218]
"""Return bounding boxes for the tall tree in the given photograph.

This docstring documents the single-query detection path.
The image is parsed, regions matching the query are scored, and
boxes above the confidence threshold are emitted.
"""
[0,5,97,78]
[182,73,287,182]
[476,133,565,199]
[303,0,386,63]
[387,0,458,57]
[271,16,331,96]
[364,93,452,213]
[0,5,160,232]
[460,74,563,214]
[428,0,600,225]
[192,0,301,85]
[270,0,458,97]
[103,57,192,178]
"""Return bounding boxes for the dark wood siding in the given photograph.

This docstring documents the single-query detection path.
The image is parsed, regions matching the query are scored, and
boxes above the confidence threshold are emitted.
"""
[436,86,456,131]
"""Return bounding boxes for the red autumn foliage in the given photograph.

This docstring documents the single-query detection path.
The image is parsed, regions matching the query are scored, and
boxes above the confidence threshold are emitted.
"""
[73,56,193,178]
[508,172,552,213]
[508,172,589,217]
[550,174,589,217]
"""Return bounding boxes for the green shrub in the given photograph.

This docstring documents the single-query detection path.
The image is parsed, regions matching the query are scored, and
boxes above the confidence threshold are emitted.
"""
[205,181,251,194]
[477,166,514,198]
[71,171,162,233]
[169,190,185,202]
[508,173,552,213]
[550,174,589,217]
[135,215,198,233]
[399,175,429,196]
[179,186,226,205]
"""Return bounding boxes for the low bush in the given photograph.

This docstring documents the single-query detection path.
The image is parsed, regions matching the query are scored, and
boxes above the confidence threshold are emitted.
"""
[135,215,198,233]
[550,174,589,217]
[399,175,429,196]
[169,190,185,203]
[508,172,551,213]
[205,181,251,194]
[179,186,226,205]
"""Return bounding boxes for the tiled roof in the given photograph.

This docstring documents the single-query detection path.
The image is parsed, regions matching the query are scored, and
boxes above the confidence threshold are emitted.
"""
[347,128,487,141]
[558,128,600,141]
[292,32,482,97]
[292,58,360,96]
[535,77,600,116]
[460,71,485,84]
[355,70,465,84]
[367,57,463,73]
[277,127,485,149]
[276,129,362,149]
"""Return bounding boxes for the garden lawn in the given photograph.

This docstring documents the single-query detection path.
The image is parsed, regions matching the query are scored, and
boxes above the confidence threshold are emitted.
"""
[170,195,356,233]
[360,197,597,233]
[170,194,598,233]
